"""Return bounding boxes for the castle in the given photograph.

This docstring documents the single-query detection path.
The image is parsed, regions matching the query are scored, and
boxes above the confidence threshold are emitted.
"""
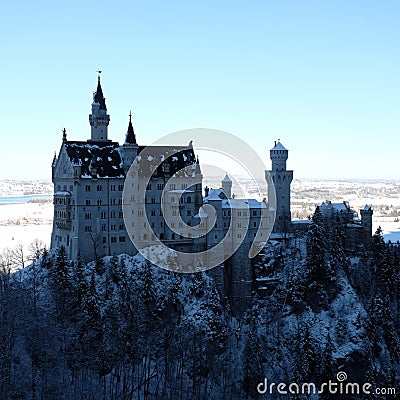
[51,76,373,312]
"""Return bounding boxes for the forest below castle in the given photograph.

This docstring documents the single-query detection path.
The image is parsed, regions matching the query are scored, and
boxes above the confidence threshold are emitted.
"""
[0,209,399,399]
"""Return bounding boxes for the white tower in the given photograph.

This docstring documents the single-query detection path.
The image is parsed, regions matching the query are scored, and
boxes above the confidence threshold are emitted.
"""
[88,75,111,142]
[267,140,293,233]
[221,174,232,199]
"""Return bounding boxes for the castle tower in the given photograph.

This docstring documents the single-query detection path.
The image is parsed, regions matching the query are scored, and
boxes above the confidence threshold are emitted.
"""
[88,75,111,142]
[360,205,373,247]
[121,111,139,171]
[267,140,293,233]
[221,173,232,199]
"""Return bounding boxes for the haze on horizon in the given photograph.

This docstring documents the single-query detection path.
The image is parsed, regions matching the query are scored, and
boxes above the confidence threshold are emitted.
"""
[0,1,398,181]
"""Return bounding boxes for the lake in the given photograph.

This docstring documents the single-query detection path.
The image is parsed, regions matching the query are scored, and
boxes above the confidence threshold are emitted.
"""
[0,194,52,205]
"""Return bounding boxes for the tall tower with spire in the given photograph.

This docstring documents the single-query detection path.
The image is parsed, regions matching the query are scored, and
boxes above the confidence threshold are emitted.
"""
[267,140,293,233]
[121,111,139,171]
[88,75,110,142]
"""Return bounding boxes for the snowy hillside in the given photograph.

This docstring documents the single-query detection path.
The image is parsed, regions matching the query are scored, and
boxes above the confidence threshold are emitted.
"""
[1,217,399,399]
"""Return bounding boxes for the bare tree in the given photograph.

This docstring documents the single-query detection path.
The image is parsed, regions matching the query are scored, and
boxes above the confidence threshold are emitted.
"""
[29,239,46,262]
[11,243,25,270]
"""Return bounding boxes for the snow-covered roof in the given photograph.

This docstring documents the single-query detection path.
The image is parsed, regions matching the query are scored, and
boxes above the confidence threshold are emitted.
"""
[169,189,195,194]
[65,141,124,178]
[221,198,265,209]
[64,141,198,180]
[347,223,362,229]
[54,191,71,196]
[320,200,350,213]
[204,188,224,201]
[136,145,197,179]
[271,141,287,151]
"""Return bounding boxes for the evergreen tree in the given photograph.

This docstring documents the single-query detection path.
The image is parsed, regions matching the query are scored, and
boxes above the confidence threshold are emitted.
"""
[329,214,346,272]
[52,246,72,317]
[306,206,328,283]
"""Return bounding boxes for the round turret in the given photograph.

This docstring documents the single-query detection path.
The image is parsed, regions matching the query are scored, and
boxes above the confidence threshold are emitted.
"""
[221,174,232,198]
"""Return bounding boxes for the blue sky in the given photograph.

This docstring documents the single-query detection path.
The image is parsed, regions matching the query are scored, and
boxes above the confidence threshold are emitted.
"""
[0,0,399,180]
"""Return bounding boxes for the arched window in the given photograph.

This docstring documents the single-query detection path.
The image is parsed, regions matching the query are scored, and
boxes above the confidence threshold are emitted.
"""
[187,196,192,203]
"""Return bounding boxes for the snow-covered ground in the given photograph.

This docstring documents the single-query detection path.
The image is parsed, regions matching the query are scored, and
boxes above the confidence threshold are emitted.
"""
[0,200,53,254]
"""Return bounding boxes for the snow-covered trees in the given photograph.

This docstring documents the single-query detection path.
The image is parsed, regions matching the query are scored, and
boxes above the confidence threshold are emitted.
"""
[1,230,400,399]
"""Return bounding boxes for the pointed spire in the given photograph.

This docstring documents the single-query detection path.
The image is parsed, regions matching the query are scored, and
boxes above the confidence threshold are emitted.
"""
[125,110,137,145]
[93,74,107,110]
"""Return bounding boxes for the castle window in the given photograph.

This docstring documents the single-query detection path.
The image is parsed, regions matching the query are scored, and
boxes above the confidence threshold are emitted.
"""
[118,198,122,205]
[111,237,117,243]
[160,221,164,227]
[111,211,116,218]
[187,196,192,203]
[146,183,152,190]
[138,210,144,217]
[151,197,156,204]
[86,200,91,206]
[97,185,102,192]
[119,224,124,230]
[101,211,106,219]
[118,184,123,191]
[110,184,116,191]
[182,183,188,190]
[215,234,217,240]
[111,225,116,231]
[97,199,102,206]
[160,233,164,240]
[85,212,92,220]
[102,237,107,243]
[85,226,92,232]
[237,222,242,228]
[111,198,116,205]
[253,221,257,227]
[237,233,242,239]
[237,211,241,216]
[101,224,107,231]
[119,236,126,242]
[151,209,156,216]
[119,211,123,218]
[85,185,91,192]
[157,183,164,190]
